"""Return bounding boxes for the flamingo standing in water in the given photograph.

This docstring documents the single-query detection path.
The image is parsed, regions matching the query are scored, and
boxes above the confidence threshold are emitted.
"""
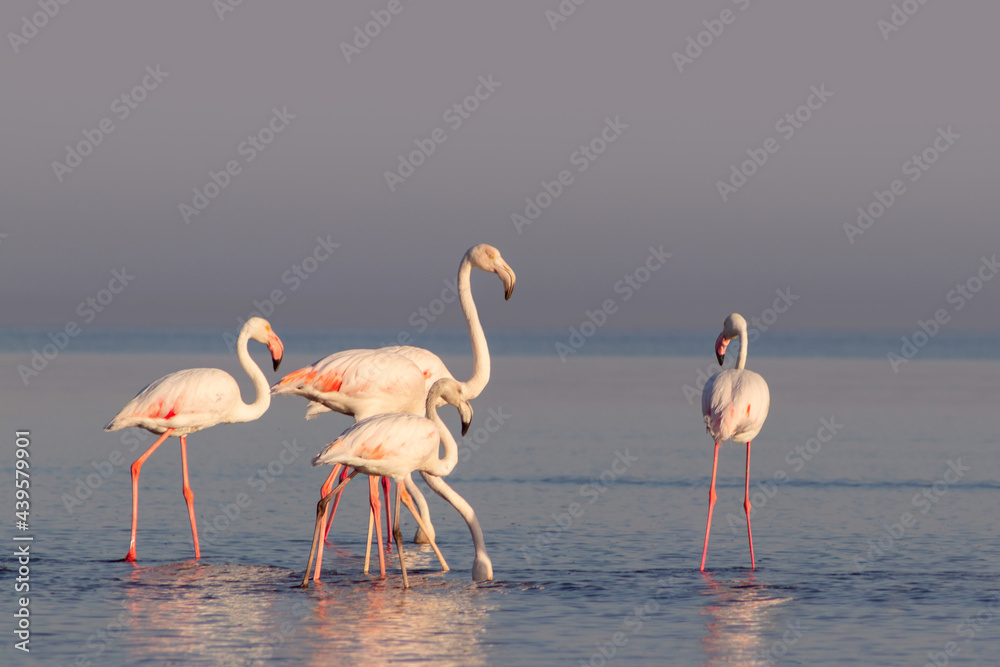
[106,317,284,562]
[302,378,486,588]
[272,244,513,577]
[700,313,770,571]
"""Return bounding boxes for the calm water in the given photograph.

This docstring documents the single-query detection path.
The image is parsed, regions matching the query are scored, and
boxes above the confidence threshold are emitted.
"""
[2,337,999,665]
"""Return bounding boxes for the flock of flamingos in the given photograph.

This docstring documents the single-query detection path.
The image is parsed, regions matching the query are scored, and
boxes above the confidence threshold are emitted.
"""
[104,244,770,588]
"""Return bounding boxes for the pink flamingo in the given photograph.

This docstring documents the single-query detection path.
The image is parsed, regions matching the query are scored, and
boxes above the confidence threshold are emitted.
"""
[700,313,770,571]
[301,378,487,588]
[272,244,513,575]
[105,317,284,562]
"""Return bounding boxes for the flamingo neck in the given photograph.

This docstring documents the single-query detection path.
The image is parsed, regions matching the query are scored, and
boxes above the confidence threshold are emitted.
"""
[232,328,271,423]
[735,325,749,370]
[458,257,490,399]
[423,402,459,477]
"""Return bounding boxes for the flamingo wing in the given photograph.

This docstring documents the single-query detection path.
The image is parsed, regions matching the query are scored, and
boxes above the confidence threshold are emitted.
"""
[106,368,241,435]
[312,413,439,478]
[702,369,770,443]
[272,348,427,419]
[384,345,455,392]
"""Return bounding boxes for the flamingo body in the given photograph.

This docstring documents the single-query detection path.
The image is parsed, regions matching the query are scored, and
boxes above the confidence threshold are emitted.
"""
[273,244,514,567]
[302,378,493,588]
[699,313,770,572]
[106,317,284,561]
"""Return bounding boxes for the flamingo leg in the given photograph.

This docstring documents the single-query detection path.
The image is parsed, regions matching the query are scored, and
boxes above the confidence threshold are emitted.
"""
[405,473,436,545]
[322,464,349,542]
[699,441,720,572]
[400,485,449,572]
[382,477,393,552]
[302,471,357,587]
[369,475,386,577]
[363,501,374,575]
[745,441,756,570]
[178,435,201,559]
[392,481,409,589]
[121,428,174,562]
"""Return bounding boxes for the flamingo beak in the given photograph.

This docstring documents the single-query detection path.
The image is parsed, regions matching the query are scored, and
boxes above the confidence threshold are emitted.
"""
[496,261,516,300]
[715,333,729,365]
[460,401,473,437]
[267,331,284,372]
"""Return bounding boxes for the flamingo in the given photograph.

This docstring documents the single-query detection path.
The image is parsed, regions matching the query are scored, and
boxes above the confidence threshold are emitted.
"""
[105,317,284,562]
[700,313,770,571]
[272,243,513,574]
[301,378,490,588]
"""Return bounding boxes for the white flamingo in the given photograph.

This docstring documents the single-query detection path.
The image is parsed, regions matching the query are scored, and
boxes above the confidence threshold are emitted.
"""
[700,313,770,571]
[272,243,513,576]
[105,317,284,562]
[301,378,489,588]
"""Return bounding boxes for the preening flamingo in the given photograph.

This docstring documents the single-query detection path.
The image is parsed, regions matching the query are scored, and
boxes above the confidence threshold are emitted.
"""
[700,313,770,571]
[105,317,284,562]
[301,378,490,588]
[272,244,513,572]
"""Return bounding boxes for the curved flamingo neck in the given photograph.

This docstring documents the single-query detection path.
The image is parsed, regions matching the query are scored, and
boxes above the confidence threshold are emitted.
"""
[423,402,459,478]
[232,328,271,423]
[457,256,490,399]
[735,324,749,370]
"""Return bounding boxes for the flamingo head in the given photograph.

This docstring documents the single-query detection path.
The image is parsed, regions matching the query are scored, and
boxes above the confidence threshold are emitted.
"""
[428,377,474,436]
[715,313,747,365]
[466,244,516,300]
[245,317,284,371]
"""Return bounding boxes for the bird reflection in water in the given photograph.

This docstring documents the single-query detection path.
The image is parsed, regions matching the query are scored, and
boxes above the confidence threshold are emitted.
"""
[117,561,495,666]
[700,571,793,666]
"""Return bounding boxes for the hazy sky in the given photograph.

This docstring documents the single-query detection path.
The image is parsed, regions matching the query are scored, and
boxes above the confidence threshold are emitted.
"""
[2,1,998,334]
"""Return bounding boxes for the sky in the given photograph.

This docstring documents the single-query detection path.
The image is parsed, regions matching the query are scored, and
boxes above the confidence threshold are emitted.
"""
[2,1,998,335]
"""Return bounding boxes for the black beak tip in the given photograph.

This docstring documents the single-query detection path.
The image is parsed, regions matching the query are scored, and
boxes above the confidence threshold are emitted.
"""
[715,353,725,365]
[461,421,471,437]
[273,358,282,372]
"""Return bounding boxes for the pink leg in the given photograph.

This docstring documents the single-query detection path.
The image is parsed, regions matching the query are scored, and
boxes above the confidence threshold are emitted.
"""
[121,429,174,562]
[381,477,393,553]
[370,476,386,577]
[322,464,349,542]
[303,471,357,586]
[700,441,720,572]
[744,441,756,570]
[178,436,201,559]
